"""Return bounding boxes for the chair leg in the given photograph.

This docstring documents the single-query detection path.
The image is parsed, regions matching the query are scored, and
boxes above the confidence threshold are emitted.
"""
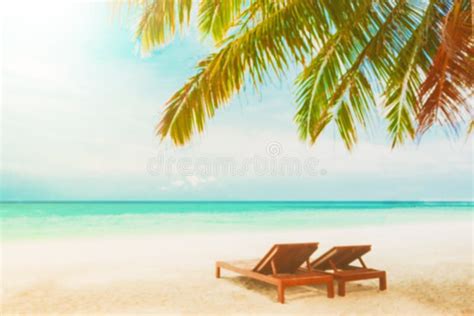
[338,280,346,297]
[379,273,387,291]
[215,264,221,278]
[277,283,285,304]
[327,281,335,298]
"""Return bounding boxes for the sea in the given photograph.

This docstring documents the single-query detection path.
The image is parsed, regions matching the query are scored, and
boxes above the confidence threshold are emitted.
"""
[1,201,472,241]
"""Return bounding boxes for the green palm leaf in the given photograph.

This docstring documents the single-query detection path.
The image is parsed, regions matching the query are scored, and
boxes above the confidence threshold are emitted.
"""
[157,0,331,145]
[296,0,415,149]
[134,0,193,52]
[383,0,441,147]
[294,0,376,144]
[126,0,474,149]
[198,0,246,41]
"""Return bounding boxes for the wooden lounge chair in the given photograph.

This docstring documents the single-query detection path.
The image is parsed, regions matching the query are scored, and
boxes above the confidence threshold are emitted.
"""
[215,242,334,303]
[308,245,387,296]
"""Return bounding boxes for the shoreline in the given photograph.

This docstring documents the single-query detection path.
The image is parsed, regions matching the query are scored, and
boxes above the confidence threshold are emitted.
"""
[2,210,472,243]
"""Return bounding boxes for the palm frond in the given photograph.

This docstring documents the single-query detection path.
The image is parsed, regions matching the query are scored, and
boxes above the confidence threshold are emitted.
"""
[383,0,441,147]
[135,0,193,52]
[127,0,474,149]
[157,0,331,145]
[198,0,247,41]
[294,0,376,144]
[296,0,414,149]
[417,0,474,135]
[468,120,474,134]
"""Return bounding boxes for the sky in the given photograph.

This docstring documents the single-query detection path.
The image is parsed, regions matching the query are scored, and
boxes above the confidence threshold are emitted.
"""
[1,1,473,201]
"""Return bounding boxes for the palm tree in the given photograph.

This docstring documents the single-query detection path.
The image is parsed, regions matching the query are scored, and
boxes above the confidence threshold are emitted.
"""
[127,0,473,149]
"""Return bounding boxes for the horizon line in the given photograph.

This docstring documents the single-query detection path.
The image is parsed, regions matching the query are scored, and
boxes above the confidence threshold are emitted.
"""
[1,200,472,203]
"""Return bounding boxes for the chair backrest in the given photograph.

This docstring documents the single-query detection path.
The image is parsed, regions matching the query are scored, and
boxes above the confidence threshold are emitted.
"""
[311,245,371,270]
[252,242,318,275]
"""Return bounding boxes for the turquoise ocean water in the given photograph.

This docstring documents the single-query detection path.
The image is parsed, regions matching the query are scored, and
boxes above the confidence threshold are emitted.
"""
[1,201,472,241]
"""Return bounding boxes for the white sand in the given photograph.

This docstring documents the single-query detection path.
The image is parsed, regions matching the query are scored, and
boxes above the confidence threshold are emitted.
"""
[1,220,473,315]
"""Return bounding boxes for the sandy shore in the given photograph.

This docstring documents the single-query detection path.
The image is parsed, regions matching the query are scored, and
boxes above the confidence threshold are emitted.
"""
[1,220,473,315]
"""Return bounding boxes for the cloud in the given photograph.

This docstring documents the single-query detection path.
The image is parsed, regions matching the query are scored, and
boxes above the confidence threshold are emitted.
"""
[186,175,217,187]
[172,180,185,187]
[186,176,201,187]
[156,176,218,192]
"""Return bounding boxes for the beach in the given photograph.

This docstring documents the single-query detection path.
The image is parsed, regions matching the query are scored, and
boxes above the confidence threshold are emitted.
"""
[2,218,473,315]
[3,0,473,313]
